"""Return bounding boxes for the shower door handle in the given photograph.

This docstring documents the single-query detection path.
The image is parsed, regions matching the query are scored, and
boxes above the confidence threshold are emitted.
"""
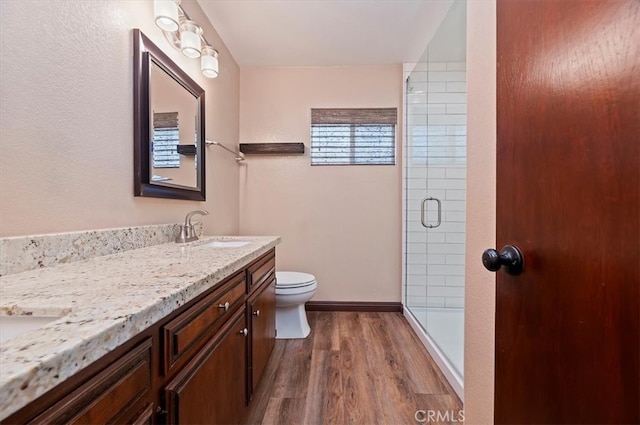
[420,197,442,229]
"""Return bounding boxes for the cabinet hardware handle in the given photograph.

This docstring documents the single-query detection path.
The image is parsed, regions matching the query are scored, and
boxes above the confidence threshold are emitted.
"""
[240,328,248,336]
[218,301,230,311]
[253,310,260,317]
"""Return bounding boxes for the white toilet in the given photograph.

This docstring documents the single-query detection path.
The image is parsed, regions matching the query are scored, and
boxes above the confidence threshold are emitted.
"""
[275,271,317,339]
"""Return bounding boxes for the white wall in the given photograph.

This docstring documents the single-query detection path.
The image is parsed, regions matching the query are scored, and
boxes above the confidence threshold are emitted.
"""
[0,0,240,237]
[464,0,497,423]
[239,65,403,302]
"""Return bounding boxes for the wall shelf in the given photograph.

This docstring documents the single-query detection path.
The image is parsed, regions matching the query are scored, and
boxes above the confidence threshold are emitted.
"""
[238,143,305,155]
[176,145,197,156]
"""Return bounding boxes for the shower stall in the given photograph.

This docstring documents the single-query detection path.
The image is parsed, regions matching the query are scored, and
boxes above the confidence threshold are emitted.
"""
[403,0,466,398]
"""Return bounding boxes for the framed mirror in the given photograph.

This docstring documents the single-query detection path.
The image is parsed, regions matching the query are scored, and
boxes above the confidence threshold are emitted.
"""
[133,29,206,200]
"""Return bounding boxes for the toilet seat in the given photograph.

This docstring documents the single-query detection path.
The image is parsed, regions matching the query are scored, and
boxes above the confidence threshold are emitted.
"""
[276,271,316,289]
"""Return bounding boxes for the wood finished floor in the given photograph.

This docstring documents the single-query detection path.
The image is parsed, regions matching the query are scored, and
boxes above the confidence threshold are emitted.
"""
[243,311,463,425]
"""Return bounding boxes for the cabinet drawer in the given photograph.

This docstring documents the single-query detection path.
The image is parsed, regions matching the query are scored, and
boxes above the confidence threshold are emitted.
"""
[247,249,275,291]
[163,271,246,374]
[30,338,152,425]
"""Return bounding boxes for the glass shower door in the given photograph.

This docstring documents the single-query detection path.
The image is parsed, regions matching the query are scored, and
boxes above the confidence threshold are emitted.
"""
[404,0,467,382]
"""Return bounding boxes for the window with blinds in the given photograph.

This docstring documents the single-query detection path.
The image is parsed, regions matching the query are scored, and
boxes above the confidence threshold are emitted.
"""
[152,112,180,168]
[310,108,397,165]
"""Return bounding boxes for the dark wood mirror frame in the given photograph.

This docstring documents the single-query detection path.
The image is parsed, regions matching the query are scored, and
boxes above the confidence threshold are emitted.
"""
[133,29,206,201]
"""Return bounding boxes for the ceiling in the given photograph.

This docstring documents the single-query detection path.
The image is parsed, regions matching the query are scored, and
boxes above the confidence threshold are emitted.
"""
[197,0,454,67]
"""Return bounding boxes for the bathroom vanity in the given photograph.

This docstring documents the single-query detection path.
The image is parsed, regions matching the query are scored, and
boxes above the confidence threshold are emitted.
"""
[0,236,279,424]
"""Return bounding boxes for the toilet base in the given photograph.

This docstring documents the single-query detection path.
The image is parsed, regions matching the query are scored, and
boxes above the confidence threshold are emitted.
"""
[275,304,310,339]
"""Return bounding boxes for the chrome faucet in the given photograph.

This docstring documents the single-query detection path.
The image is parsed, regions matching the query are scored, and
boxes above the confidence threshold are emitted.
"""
[175,210,209,243]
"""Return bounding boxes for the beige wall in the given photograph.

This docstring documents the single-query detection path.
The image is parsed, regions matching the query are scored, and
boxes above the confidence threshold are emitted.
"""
[0,0,240,237]
[2,0,497,415]
[239,66,403,302]
[464,0,496,423]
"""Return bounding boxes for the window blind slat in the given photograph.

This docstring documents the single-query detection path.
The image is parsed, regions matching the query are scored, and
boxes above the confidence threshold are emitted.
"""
[311,108,397,125]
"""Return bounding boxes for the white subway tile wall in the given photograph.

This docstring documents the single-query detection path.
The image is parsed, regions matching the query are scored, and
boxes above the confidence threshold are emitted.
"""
[406,62,466,309]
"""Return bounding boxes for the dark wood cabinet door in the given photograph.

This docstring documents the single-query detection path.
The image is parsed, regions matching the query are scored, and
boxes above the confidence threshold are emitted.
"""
[131,404,154,425]
[496,0,639,423]
[165,309,247,425]
[249,277,276,395]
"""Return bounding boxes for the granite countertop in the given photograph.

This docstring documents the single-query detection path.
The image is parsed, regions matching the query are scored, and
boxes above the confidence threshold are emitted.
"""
[0,235,280,420]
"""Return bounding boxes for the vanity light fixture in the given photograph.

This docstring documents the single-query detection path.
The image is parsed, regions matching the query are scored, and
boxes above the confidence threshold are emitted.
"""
[179,20,201,58]
[201,46,219,78]
[153,0,219,78]
[154,0,180,32]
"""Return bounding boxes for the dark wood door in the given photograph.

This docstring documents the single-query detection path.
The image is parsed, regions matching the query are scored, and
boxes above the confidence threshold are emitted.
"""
[165,309,247,425]
[495,1,639,423]
[249,277,276,395]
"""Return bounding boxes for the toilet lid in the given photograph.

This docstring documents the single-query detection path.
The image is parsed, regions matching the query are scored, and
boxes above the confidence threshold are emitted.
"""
[276,271,316,287]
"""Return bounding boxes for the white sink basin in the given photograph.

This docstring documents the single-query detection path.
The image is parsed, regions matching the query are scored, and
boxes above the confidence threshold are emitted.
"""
[0,315,61,344]
[196,240,251,248]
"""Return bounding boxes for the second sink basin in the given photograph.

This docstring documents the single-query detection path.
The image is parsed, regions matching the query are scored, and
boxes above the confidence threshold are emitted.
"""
[196,240,251,248]
[0,315,61,344]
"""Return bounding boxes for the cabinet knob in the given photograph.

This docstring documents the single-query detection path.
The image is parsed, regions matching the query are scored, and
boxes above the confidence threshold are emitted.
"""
[218,301,230,311]
[240,328,248,337]
[253,309,260,317]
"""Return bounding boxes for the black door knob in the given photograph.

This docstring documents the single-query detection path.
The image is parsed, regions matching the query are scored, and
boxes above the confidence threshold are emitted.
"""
[482,245,524,275]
